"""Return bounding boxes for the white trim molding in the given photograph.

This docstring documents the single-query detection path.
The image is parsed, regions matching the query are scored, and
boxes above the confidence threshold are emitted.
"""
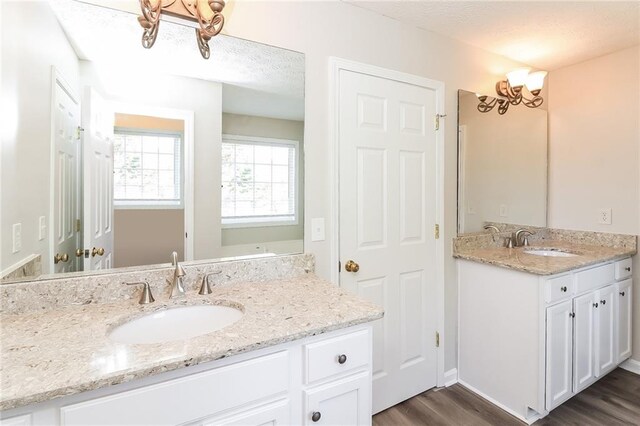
[328,57,447,388]
[444,368,458,387]
[621,358,640,375]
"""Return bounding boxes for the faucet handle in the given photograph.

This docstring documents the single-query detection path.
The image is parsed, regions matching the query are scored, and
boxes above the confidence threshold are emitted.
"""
[199,271,222,295]
[126,281,155,304]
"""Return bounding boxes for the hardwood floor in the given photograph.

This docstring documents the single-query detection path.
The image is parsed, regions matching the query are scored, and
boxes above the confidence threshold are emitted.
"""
[372,368,640,425]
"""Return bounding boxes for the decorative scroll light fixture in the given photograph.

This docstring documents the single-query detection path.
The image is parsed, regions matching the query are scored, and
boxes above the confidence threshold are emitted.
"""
[138,0,226,59]
[478,68,548,115]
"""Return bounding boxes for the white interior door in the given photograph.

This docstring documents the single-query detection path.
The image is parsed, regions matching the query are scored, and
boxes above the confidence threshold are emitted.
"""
[82,87,114,271]
[338,69,439,413]
[52,78,81,274]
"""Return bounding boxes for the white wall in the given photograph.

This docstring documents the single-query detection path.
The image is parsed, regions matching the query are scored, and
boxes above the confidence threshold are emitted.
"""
[1,1,80,274]
[222,0,531,372]
[548,45,640,362]
[80,62,223,261]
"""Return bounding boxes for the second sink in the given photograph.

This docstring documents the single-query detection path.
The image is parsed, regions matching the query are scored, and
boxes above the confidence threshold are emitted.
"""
[109,304,244,345]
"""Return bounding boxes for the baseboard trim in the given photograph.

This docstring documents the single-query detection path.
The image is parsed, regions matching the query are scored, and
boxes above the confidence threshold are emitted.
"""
[621,358,640,375]
[444,368,458,387]
[457,379,541,425]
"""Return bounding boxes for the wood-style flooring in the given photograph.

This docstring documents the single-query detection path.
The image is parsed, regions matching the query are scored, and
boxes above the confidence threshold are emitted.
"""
[372,368,640,425]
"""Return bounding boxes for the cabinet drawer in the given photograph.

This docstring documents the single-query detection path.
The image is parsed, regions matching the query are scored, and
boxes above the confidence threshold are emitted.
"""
[545,274,574,304]
[304,330,370,384]
[575,263,615,294]
[60,351,289,426]
[615,258,632,280]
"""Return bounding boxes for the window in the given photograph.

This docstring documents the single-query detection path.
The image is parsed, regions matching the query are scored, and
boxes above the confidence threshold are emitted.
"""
[113,128,183,208]
[221,135,298,226]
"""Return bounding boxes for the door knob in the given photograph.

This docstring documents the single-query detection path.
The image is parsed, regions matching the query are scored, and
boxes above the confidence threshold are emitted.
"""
[75,249,85,257]
[91,247,105,257]
[54,253,69,264]
[344,260,360,273]
[311,412,321,422]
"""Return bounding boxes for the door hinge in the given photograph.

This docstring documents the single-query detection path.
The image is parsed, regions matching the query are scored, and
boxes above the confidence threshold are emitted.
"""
[75,219,81,233]
[338,261,342,273]
[434,114,446,131]
[76,126,84,140]
[434,224,440,239]
[436,331,440,348]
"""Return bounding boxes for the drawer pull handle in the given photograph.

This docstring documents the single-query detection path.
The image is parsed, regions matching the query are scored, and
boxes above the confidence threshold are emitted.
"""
[600,299,606,305]
[593,302,599,308]
[338,354,347,364]
[560,286,567,292]
[620,291,626,296]
[625,267,631,272]
[311,412,322,422]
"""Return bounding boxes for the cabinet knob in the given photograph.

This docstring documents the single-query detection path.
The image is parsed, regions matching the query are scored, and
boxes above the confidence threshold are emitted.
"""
[600,299,606,305]
[593,302,599,308]
[569,312,575,318]
[560,286,567,292]
[625,267,631,272]
[338,354,347,364]
[620,291,626,296]
[311,411,322,422]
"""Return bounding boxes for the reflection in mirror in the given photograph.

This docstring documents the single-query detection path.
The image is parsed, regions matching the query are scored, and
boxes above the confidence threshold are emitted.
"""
[457,89,547,234]
[1,0,305,282]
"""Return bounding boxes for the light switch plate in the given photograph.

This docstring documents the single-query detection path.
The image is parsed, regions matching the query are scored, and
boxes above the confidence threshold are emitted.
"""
[12,223,22,253]
[311,218,325,242]
[39,216,47,241]
[598,208,612,225]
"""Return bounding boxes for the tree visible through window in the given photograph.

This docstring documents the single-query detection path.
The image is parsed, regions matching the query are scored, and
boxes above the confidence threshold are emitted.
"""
[113,129,182,207]
[221,135,297,225]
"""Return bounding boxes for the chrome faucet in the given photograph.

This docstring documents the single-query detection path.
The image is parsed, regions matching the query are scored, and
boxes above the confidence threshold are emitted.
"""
[483,224,500,234]
[514,228,535,247]
[168,251,186,298]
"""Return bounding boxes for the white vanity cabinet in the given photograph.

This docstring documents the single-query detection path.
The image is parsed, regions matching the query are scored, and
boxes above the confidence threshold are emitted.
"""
[458,257,633,424]
[0,325,373,426]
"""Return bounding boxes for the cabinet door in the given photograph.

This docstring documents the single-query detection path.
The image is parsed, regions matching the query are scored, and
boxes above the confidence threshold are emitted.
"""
[595,285,616,376]
[304,373,370,426]
[198,399,290,426]
[546,300,574,411]
[573,292,596,393]
[616,279,633,362]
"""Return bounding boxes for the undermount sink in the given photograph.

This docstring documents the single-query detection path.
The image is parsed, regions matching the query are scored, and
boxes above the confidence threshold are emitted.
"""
[523,249,578,258]
[109,305,244,344]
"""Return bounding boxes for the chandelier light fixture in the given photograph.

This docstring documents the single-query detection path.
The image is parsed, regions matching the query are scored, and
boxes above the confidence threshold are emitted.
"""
[138,0,226,59]
[478,68,548,115]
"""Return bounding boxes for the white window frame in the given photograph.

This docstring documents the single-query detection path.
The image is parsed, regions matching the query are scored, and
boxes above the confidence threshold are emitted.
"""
[221,134,300,229]
[113,127,184,210]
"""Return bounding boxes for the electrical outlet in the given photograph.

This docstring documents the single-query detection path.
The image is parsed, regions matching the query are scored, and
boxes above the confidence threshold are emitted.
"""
[311,218,325,242]
[39,216,47,241]
[598,208,612,225]
[12,223,22,253]
[499,204,509,218]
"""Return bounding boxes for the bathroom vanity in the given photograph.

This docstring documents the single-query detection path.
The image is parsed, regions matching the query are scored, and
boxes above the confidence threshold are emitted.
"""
[0,255,383,426]
[455,230,635,424]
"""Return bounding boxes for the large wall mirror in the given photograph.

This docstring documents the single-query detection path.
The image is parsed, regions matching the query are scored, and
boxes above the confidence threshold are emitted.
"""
[457,89,547,234]
[1,0,305,282]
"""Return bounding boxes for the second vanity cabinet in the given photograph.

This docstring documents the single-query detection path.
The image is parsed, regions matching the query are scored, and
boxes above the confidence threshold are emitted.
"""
[0,325,373,426]
[458,257,633,424]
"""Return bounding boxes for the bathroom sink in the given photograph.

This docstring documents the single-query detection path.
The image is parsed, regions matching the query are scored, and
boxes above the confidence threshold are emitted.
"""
[524,249,578,258]
[109,305,243,344]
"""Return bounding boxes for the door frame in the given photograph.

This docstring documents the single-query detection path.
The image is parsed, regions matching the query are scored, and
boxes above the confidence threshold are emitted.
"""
[329,57,447,387]
[49,67,81,274]
[109,101,195,261]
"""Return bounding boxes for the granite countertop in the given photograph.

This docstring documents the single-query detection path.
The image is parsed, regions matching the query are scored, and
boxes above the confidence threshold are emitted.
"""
[0,275,383,411]
[454,240,636,275]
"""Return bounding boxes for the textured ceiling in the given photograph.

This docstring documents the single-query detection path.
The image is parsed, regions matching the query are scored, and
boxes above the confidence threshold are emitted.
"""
[343,0,640,70]
[50,0,305,100]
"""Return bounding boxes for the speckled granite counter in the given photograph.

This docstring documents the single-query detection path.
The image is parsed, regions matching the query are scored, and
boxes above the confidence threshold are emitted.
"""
[0,275,383,411]
[454,225,637,275]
